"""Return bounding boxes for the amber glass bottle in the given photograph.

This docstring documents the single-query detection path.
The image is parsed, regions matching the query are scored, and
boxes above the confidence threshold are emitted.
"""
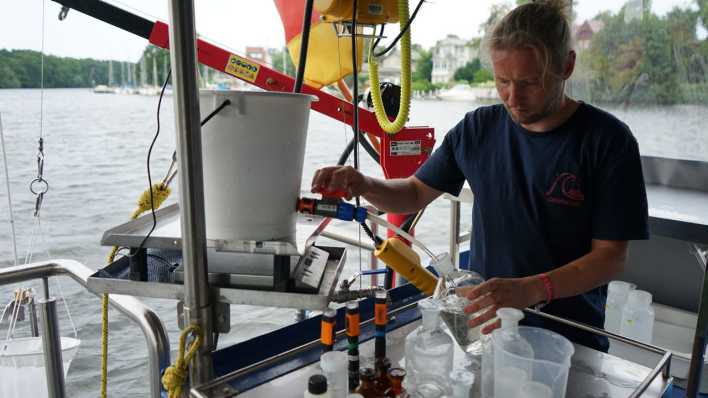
[374,357,392,393]
[385,368,408,397]
[356,367,381,398]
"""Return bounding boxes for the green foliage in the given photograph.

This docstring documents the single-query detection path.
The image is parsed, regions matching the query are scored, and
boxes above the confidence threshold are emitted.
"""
[270,47,296,76]
[413,49,432,82]
[412,79,433,92]
[583,3,708,105]
[698,0,708,28]
[473,68,494,83]
[0,48,137,89]
[453,59,482,83]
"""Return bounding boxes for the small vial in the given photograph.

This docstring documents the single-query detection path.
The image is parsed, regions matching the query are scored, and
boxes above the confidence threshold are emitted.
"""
[355,367,378,398]
[385,367,408,397]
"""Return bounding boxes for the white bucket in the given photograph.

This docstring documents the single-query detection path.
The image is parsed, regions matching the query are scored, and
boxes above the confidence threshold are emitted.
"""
[199,90,316,243]
[0,336,80,398]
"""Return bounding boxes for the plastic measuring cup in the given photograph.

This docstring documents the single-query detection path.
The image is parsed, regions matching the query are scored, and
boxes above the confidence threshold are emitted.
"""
[493,326,574,398]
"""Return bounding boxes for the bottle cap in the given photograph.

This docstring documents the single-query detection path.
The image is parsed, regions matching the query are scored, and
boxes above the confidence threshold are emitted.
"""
[497,308,524,329]
[608,280,634,295]
[419,298,441,330]
[308,374,327,394]
[627,290,653,308]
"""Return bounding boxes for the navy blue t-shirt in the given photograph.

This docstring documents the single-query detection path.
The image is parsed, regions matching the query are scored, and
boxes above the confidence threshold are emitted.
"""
[415,103,649,351]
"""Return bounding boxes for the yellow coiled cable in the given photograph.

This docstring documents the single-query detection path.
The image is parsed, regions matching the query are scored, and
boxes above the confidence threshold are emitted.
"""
[368,0,412,134]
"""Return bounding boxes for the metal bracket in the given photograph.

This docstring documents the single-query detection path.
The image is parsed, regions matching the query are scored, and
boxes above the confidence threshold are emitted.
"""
[178,300,230,334]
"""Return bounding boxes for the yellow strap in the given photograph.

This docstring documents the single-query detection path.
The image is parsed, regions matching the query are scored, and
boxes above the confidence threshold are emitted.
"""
[101,182,172,398]
[161,324,204,398]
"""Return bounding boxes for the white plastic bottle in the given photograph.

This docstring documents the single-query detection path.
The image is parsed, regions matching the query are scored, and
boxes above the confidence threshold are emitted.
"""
[481,308,527,397]
[305,374,331,398]
[604,280,635,334]
[320,351,348,398]
[406,297,454,397]
[620,290,655,344]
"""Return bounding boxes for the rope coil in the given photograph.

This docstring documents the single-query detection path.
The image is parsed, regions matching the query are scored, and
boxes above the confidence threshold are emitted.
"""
[161,324,203,398]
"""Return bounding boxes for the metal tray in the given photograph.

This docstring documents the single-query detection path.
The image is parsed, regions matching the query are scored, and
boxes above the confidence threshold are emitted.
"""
[86,245,347,311]
[101,203,330,256]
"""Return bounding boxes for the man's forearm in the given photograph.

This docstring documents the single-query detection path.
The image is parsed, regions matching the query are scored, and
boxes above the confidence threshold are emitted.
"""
[363,177,426,214]
[538,244,627,302]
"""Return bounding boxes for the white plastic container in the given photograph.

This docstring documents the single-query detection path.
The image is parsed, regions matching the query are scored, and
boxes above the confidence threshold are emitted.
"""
[320,351,348,398]
[493,320,574,398]
[0,336,80,398]
[620,290,655,344]
[604,280,635,334]
[199,90,316,243]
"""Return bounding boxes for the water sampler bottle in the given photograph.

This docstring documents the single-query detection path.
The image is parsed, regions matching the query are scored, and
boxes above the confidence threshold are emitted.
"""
[620,290,655,344]
[405,297,454,397]
[604,280,635,334]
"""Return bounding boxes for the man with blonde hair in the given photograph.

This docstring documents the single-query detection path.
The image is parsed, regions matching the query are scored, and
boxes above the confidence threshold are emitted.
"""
[311,0,647,351]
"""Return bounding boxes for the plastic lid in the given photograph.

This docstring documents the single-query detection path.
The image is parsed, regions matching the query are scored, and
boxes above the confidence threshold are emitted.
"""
[627,290,653,308]
[419,298,441,330]
[497,308,524,329]
[608,280,634,294]
[320,351,347,372]
[348,394,364,398]
[308,374,328,394]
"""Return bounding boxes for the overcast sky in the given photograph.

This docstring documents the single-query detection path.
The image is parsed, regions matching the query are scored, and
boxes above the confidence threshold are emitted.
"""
[0,0,697,62]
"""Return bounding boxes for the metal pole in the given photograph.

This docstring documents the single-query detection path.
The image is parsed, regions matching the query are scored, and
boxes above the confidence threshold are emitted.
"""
[167,0,214,384]
[686,254,708,397]
[449,200,461,267]
[39,297,66,398]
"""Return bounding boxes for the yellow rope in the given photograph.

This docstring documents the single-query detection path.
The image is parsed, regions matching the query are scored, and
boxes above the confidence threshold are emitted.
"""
[161,324,203,398]
[101,182,172,398]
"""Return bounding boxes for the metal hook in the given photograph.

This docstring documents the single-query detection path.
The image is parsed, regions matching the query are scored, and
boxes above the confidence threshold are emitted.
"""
[58,6,70,21]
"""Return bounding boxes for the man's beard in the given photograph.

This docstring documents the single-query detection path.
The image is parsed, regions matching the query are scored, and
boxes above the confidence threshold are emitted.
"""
[505,85,565,126]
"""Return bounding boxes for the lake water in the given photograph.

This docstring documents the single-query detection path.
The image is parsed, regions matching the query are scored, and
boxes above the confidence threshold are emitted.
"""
[0,88,706,396]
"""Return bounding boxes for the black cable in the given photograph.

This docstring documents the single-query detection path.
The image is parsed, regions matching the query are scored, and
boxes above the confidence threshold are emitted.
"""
[201,99,231,126]
[373,0,425,58]
[372,24,386,55]
[337,130,380,166]
[132,69,172,255]
[168,99,232,166]
[293,0,315,93]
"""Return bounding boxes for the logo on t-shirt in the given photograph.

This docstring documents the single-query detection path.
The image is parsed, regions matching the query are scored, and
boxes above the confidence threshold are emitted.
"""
[545,172,585,207]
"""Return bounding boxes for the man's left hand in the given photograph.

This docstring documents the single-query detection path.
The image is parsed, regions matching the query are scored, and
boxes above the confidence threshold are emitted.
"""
[458,276,546,334]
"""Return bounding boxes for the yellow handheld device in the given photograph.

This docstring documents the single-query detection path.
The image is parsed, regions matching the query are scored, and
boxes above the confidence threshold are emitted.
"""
[374,237,438,295]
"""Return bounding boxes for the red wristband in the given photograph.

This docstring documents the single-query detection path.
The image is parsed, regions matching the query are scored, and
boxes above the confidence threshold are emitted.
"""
[538,273,554,305]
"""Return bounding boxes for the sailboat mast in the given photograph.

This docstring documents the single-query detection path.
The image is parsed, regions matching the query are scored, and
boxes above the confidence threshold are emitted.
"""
[108,60,113,87]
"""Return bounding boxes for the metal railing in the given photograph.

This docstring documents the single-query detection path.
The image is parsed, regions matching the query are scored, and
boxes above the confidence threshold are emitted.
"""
[0,259,170,398]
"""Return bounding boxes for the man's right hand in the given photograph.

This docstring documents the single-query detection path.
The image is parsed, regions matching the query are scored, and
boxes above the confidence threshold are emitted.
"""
[311,166,370,201]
